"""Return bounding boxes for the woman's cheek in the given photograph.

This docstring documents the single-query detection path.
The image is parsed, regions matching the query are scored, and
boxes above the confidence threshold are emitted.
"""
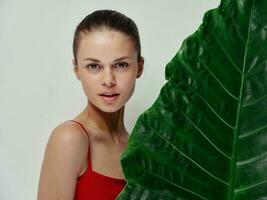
[81,81,94,99]
[123,80,136,102]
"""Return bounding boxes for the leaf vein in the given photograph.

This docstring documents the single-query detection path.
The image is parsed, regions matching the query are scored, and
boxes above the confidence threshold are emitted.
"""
[242,93,267,107]
[196,54,239,101]
[139,167,207,200]
[228,1,257,198]
[210,29,242,74]
[152,128,229,185]
[225,9,246,44]
[235,179,267,193]
[178,79,235,130]
[239,123,267,139]
[237,151,267,166]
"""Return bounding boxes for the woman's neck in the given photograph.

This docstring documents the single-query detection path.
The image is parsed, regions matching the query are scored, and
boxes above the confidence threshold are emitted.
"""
[82,101,128,141]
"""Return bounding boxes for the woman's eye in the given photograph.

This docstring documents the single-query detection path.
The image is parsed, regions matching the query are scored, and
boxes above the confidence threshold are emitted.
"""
[87,63,100,70]
[114,62,128,69]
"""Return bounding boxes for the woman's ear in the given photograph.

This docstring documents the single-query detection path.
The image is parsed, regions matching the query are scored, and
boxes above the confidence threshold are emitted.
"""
[136,57,144,78]
[72,59,80,80]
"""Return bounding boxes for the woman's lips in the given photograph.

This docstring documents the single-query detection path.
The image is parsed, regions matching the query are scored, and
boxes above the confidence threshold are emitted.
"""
[99,94,120,103]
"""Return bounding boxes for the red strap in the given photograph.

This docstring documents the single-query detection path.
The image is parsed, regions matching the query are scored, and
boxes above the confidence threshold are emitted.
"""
[69,120,92,171]
[69,120,88,135]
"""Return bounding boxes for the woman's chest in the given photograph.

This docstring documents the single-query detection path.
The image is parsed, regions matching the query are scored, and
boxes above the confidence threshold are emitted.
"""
[89,140,127,178]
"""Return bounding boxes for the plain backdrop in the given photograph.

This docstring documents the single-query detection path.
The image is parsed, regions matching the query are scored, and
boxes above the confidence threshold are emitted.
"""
[0,0,219,199]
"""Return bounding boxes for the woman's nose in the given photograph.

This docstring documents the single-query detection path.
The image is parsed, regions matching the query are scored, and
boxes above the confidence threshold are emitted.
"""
[102,68,116,87]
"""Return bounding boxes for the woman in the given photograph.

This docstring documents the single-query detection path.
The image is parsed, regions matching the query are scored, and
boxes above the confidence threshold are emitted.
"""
[37,9,144,200]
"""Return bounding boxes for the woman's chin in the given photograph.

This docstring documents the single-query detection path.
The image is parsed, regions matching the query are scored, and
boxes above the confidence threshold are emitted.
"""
[88,101,124,113]
[100,104,125,113]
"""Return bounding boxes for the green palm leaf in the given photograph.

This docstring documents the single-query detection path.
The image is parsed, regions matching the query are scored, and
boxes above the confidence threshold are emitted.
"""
[117,0,267,199]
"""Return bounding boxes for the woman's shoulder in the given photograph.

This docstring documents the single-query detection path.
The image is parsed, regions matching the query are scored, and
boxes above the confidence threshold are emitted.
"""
[38,121,90,198]
[43,120,90,166]
[48,120,89,148]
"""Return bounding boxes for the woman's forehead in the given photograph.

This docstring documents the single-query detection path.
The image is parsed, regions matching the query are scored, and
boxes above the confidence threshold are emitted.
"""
[80,30,133,45]
[77,30,137,61]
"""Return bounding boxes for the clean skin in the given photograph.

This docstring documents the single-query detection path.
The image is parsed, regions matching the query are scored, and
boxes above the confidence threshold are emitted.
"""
[37,29,144,200]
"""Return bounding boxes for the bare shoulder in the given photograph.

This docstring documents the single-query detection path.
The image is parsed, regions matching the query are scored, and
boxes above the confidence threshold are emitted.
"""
[37,121,89,200]
[44,121,90,173]
[49,121,89,147]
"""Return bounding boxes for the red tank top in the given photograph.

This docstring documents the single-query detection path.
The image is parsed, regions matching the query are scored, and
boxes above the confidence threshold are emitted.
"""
[69,120,127,200]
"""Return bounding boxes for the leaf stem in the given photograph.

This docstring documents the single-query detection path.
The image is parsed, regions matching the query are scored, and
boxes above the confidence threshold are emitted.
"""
[227,0,256,199]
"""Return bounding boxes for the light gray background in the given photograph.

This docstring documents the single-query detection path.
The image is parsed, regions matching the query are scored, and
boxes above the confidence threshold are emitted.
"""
[0,0,219,199]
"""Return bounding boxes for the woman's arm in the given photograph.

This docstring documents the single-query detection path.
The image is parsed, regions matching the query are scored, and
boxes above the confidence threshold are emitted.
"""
[37,122,89,200]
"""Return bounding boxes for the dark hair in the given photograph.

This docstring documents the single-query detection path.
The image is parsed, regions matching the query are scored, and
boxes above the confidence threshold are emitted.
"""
[73,9,141,65]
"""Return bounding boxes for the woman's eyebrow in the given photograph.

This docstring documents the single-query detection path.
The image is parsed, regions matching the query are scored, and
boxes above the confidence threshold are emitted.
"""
[83,57,101,62]
[83,56,131,62]
[113,56,131,62]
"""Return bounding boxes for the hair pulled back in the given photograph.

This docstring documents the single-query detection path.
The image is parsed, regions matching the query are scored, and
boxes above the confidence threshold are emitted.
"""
[73,10,141,65]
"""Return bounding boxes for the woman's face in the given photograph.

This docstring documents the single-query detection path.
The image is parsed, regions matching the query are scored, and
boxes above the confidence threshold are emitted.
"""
[73,29,144,113]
